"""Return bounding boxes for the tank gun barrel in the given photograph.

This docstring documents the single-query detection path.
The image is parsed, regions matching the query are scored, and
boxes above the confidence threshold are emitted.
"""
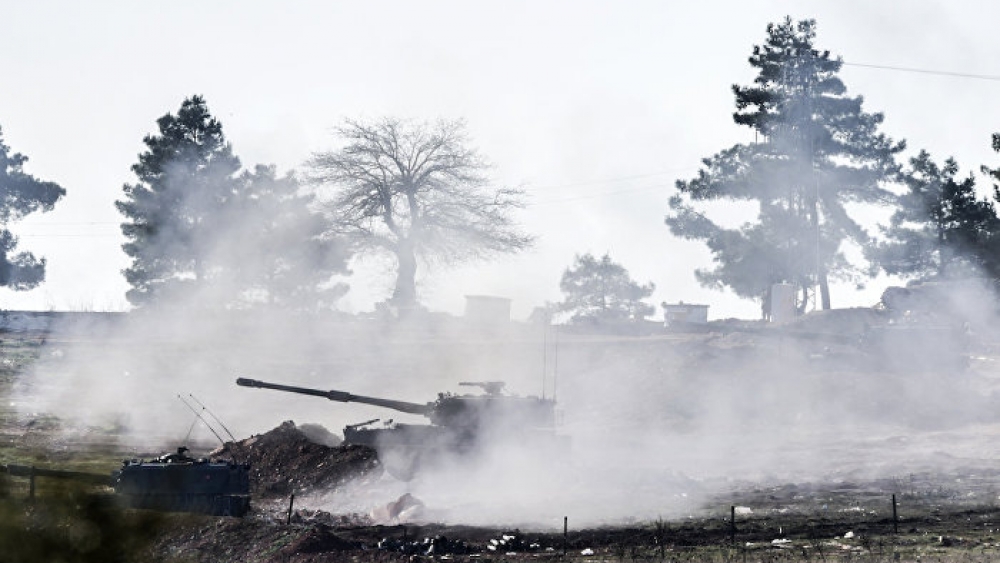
[236,377,432,416]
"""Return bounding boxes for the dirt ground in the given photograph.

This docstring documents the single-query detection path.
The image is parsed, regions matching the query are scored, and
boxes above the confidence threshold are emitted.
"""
[5,312,1000,562]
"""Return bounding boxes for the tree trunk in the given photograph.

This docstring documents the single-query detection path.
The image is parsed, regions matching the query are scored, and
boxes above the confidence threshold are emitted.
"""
[761,286,772,321]
[808,185,832,310]
[937,223,947,277]
[819,270,831,310]
[392,240,417,311]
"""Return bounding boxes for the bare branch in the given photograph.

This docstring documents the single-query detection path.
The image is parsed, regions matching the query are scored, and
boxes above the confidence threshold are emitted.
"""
[306,117,533,305]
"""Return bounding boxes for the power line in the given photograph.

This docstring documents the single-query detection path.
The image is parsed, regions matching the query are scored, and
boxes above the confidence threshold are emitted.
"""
[529,183,672,206]
[24,56,993,222]
[843,61,1000,82]
[40,223,117,227]
[16,234,120,238]
[524,60,1000,206]
[529,169,690,190]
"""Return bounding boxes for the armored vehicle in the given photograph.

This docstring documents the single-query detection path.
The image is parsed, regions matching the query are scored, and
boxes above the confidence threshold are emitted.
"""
[236,377,561,479]
[113,447,251,516]
[4,447,251,517]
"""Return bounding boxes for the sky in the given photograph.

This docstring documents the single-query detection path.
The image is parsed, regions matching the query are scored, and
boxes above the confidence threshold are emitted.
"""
[1,1,999,320]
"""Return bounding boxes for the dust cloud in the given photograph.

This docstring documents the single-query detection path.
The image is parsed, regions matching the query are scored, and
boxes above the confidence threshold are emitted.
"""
[15,279,1000,527]
[11,146,1000,527]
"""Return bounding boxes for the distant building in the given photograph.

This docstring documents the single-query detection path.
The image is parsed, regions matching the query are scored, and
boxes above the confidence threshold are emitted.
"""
[464,295,512,324]
[662,302,709,326]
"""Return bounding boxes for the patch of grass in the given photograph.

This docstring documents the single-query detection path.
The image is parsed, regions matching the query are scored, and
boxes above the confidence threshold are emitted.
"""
[0,331,44,386]
[0,477,164,562]
[0,331,126,500]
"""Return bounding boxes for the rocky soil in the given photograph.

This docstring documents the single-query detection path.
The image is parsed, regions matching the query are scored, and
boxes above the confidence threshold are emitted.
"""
[212,420,381,500]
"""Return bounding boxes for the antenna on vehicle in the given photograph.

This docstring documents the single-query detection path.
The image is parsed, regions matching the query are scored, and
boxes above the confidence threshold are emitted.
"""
[542,312,561,401]
[542,318,548,400]
[181,415,199,444]
[177,394,245,464]
[188,393,237,442]
[177,394,227,448]
[552,323,560,402]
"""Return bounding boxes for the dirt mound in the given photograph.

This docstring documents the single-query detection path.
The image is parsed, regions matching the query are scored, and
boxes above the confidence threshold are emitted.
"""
[212,421,381,498]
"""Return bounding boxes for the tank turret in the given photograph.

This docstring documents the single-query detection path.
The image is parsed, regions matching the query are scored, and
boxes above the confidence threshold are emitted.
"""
[235,376,562,480]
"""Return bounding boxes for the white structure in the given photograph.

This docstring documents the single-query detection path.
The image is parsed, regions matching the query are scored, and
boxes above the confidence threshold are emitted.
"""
[662,302,709,326]
[464,295,512,324]
[770,283,797,323]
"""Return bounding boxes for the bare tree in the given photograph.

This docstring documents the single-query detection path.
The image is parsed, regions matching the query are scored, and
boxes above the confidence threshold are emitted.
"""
[307,118,533,310]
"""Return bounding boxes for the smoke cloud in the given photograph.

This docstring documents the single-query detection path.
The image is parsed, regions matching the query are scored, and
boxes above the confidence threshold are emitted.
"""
[16,282,1000,527]
[11,145,1000,528]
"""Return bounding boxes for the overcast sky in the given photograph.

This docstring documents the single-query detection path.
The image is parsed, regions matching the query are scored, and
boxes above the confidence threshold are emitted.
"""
[1,1,998,320]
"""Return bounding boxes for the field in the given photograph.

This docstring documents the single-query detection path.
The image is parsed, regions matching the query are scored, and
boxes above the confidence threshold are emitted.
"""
[3,309,1000,562]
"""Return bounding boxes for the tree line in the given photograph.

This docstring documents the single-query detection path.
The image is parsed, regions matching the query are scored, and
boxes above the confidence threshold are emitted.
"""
[2,17,999,323]
[667,17,1000,319]
[1,97,533,315]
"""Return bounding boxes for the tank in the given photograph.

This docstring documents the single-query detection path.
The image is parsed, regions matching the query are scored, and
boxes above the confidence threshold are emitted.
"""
[112,447,251,517]
[236,377,561,479]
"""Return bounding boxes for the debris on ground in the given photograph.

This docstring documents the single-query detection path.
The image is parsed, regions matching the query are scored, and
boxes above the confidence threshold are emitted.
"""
[370,492,424,523]
[485,531,547,553]
[375,529,549,556]
[377,534,475,556]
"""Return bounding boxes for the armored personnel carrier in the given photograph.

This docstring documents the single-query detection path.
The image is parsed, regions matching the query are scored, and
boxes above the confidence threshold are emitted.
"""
[113,447,251,516]
[4,447,251,517]
[236,377,562,479]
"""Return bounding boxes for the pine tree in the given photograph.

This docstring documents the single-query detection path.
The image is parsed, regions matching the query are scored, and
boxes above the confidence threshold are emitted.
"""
[116,95,241,305]
[558,253,654,324]
[117,96,351,309]
[983,133,1000,188]
[218,165,350,309]
[0,126,65,290]
[869,151,997,280]
[666,18,903,315]
[979,133,1000,279]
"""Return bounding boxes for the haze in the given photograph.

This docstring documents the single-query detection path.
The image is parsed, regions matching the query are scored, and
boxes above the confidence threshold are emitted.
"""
[5,1,1000,528]
[1,1,998,319]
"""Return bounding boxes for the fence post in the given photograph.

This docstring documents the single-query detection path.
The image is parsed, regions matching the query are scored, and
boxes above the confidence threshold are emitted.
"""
[892,494,898,534]
[563,516,568,556]
[730,505,736,545]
